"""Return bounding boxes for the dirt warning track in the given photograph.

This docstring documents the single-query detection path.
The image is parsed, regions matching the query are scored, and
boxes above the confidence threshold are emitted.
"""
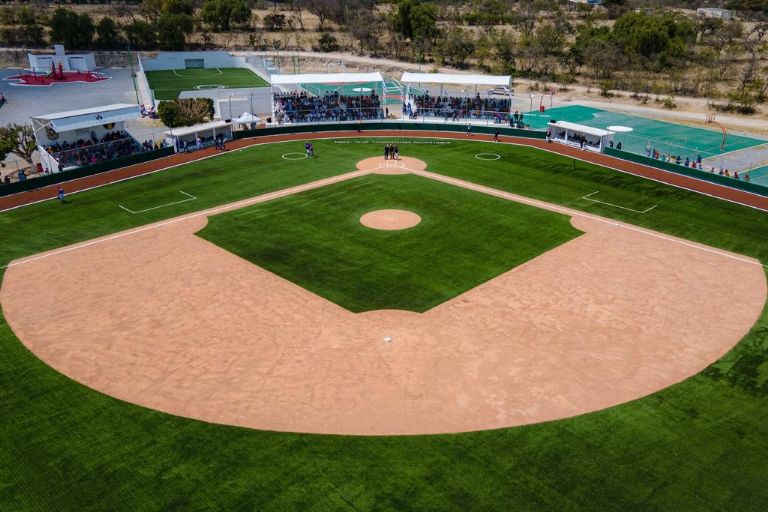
[1,130,766,212]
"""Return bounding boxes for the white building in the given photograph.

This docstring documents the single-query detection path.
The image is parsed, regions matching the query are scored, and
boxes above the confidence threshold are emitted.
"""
[28,45,97,73]
[697,8,734,20]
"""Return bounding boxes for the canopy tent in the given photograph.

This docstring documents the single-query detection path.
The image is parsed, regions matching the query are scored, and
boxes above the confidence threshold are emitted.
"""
[270,72,384,86]
[399,73,513,120]
[30,103,142,173]
[233,112,261,124]
[400,72,511,87]
[163,120,233,152]
[270,72,386,125]
[548,120,614,153]
[30,104,141,133]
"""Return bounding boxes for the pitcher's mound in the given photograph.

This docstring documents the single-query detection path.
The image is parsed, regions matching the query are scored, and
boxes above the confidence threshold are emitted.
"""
[356,156,427,174]
[360,209,421,230]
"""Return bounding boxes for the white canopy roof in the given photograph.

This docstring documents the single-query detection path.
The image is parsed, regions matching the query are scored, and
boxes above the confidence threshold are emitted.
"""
[31,104,140,132]
[233,112,261,124]
[550,121,613,138]
[400,72,511,87]
[271,72,384,85]
[164,120,232,138]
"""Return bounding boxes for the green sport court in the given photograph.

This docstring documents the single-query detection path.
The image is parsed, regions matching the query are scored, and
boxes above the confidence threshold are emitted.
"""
[523,104,766,157]
[2,137,768,510]
[145,67,269,100]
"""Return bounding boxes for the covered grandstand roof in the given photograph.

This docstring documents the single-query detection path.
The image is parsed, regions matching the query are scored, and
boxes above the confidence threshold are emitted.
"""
[270,72,384,85]
[400,72,511,86]
[30,104,141,132]
[550,121,613,137]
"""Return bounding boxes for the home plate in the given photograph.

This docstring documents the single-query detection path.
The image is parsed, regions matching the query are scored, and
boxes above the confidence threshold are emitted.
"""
[384,336,392,343]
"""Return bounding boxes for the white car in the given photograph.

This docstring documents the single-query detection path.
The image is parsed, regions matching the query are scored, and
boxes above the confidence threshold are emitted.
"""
[487,85,514,96]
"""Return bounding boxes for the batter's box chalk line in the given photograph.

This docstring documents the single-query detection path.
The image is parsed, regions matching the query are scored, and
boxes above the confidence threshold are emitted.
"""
[378,161,406,168]
[119,191,197,214]
[281,152,309,160]
[475,153,501,161]
[579,191,657,214]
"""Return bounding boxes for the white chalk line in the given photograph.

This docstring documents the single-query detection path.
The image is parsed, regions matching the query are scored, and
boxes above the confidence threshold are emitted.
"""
[3,132,766,214]
[171,67,223,78]
[1,170,368,271]
[1,133,765,271]
[119,191,197,214]
[579,191,657,214]
[404,167,766,269]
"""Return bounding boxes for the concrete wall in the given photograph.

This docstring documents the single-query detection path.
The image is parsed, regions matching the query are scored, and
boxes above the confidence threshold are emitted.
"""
[140,51,247,71]
[179,87,272,119]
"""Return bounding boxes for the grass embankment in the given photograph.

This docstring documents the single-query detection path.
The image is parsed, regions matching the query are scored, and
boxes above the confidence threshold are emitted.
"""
[1,138,767,510]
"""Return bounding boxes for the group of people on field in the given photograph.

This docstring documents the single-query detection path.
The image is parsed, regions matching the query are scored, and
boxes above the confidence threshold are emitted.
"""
[384,144,399,160]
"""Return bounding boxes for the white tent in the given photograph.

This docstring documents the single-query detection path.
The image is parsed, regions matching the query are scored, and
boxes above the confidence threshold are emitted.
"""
[270,72,386,125]
[30,104,140,133]
[400,72,511,87]
[270,72,384,85]
[233,112,261,124]
[399,73,513,120]
[548,121,614,153]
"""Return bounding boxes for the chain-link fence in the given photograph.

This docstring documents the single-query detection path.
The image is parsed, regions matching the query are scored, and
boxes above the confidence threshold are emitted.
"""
[610,131,768,182]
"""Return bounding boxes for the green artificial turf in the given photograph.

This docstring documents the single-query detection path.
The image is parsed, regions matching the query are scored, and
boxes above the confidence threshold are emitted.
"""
[1,137,768,510]
[198,174,580,312]
[145,67,269,101]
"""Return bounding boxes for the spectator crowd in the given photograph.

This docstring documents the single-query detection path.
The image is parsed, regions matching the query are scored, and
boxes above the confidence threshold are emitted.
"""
[45,130,164,169]
[408,94,512,123]
[273,91,383,124]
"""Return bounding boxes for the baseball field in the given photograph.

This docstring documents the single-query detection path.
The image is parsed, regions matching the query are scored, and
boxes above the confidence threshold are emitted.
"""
[1,136,768,510]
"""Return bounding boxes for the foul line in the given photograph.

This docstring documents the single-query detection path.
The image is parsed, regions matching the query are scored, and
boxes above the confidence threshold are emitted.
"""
[579,191,657,214]
[1,170,369,271]
[403,167,766,269]
[119,191,196,214]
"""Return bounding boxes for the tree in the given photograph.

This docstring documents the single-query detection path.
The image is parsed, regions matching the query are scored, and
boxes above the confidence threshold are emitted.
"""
[349,9,380,55]
[139,0,164,23]
[315,32,339,52]
[263,13,286,31]
[0,124,36,167]
[158,98,215,127]
[201,0,252,32]
[438,27,475,68]
[306,0,337,32]
[163,0,195,15]
[48,8,95,49]
[157,13,194,50]
[96,17,123,49]
[393,0,438,42]
[125,20,158,50]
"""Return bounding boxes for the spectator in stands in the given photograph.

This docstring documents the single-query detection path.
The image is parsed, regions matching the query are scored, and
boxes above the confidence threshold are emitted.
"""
[273,90,382,124]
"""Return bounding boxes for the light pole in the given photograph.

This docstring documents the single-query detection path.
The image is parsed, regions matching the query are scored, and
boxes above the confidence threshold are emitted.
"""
[127,44,141,106]
[228,94,233,121]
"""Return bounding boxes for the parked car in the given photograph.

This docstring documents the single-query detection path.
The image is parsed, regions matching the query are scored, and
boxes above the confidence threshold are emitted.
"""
[487,85,514,96]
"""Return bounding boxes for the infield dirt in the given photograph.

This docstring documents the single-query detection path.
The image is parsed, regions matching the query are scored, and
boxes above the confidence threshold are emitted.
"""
[2,157,765,435]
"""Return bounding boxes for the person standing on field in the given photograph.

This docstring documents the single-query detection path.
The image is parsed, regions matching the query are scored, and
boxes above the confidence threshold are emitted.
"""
[384,144,390,160]
[393,144,399,160]
[57,185,66,203]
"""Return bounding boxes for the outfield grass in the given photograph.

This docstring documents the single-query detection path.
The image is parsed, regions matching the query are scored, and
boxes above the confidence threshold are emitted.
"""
[1,137,768,510]
[145,67,269,101]
[198,174,580,312]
